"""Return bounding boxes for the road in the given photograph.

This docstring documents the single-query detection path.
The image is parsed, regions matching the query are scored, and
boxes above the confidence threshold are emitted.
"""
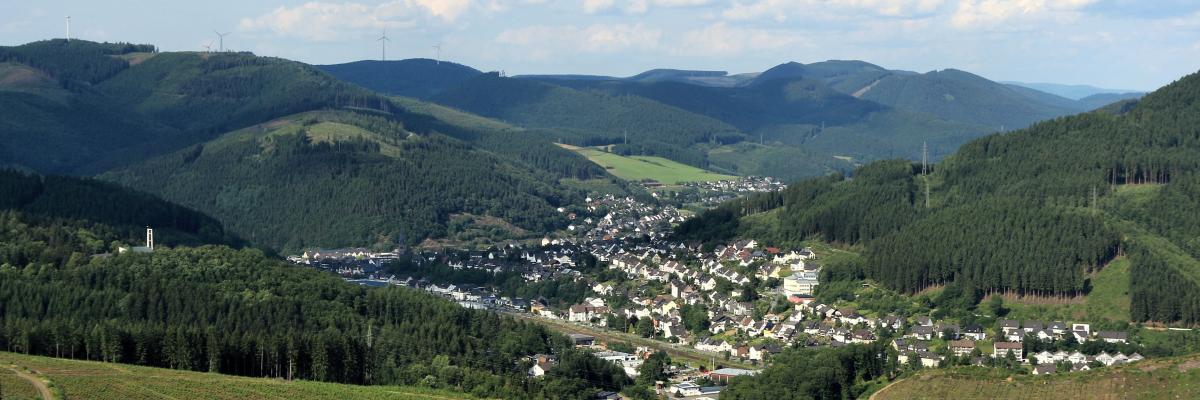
[6,366,52,400]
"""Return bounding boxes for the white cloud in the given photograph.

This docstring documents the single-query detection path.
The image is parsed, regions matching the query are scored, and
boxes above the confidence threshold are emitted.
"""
[239,0,473,41]
[584,0,713,14]
[484,0,551,12]
[676,22,811,56]
[583,0,617,13]
[413,0,472,21]
[496,23,661,56]
[950,0,1098,28]
[656,0,712,6]
[722,0,946,21]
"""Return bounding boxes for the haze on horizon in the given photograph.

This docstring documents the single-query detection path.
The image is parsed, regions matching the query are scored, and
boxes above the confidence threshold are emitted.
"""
[2,0,1198,91]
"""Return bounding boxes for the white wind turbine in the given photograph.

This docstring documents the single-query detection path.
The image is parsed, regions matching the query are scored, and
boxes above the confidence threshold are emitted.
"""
[214,31,231,52]
[432,42,442,65]
[378,29,390,61]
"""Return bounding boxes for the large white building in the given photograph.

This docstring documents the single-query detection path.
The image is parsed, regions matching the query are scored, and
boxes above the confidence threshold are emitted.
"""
[784,270,820,295]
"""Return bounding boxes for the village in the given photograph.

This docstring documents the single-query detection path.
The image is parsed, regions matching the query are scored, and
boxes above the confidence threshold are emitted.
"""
[287,176,1150,398]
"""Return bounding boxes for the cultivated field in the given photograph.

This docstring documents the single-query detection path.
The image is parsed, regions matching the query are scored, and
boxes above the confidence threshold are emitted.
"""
[559,144,735,184]
[873,354,1200,400]
[0,352,473,400]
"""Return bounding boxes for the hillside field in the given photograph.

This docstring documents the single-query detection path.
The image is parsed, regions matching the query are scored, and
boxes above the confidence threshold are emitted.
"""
[998,256,1132,323]
[872,353,1200,400]
[558,144,734,184]
[0,352,474,400]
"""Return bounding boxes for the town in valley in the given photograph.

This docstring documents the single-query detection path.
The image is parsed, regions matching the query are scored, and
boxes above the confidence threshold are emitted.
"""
[289,176,1157,398]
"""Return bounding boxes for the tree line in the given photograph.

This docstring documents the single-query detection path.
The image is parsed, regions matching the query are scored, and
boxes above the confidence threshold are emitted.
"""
[0,238,628,399]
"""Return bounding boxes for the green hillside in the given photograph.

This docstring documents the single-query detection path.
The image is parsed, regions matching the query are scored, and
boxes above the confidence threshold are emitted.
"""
[327,58,1101,181]
[0,40,395,175]
[562,144,734,184]
[433,73,744,168]
[387,97,607,180]
[706,142,852,179]
[0,43,180,174]
[678,68,1200,326]
[855,69,1082,129]
[523,68,994,176]
[317,59,482,99]
[873,353,1200,400]
[103,110,578,252]
[0,39,611,250]
[0,351,475,400]
[0,169,240,249]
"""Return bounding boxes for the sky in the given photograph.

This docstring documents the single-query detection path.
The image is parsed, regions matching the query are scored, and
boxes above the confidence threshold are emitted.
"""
[2,0,1199,90]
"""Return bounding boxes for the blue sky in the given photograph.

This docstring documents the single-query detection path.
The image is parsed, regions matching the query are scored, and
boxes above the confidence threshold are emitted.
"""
[2,0,1199,90]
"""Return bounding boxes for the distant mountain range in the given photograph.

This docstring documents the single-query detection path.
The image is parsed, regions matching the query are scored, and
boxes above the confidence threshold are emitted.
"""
[0,38,1158,251]
[320,58,1141,180]
[1002,81,1145,100]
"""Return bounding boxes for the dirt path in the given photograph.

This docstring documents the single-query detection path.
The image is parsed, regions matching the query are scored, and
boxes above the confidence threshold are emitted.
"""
[867,377,905,400]
[6,366,53,400]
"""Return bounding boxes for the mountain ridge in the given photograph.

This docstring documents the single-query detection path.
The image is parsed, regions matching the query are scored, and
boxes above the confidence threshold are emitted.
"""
[322,57,1132,180]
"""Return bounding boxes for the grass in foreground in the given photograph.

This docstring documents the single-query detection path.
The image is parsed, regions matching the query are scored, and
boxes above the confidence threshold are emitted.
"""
[559,144,734,184]
[0,352,474,400]
[873,353,1200,400]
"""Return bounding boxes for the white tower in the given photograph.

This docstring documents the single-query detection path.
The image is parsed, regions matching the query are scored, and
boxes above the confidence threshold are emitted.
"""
[146,227,154,250]
[66,16,71,42]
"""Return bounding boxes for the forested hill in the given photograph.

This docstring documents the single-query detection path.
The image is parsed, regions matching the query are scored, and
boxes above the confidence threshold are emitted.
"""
[324,57,1123,179]
[102,109,585,253]
[2,39,610,251]
[678,68,1200,326]
[0,39,395,174]
[0,169,240,249]
[316,59,482,99]
[432,72,746,168]
[0,211,629,399]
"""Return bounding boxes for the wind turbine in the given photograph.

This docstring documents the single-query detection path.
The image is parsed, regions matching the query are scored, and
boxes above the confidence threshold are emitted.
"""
[65,16,71,42]
[202,41,212,53]
[214,31,230,52]
[432,42,442,65]
[377,29,390,61]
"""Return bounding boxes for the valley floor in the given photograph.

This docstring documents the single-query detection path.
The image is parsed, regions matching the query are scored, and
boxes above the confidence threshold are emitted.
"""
[0,352,474,400]
[504,311,755,370]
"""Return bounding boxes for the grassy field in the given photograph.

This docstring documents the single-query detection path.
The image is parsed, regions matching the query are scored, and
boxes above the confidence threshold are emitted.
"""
[558,144,734,184]
[873,354,1200,400]
[0,352,473,400]
[0,365,42,400]
[1000,257,1131,323]
[242,113,408,158]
